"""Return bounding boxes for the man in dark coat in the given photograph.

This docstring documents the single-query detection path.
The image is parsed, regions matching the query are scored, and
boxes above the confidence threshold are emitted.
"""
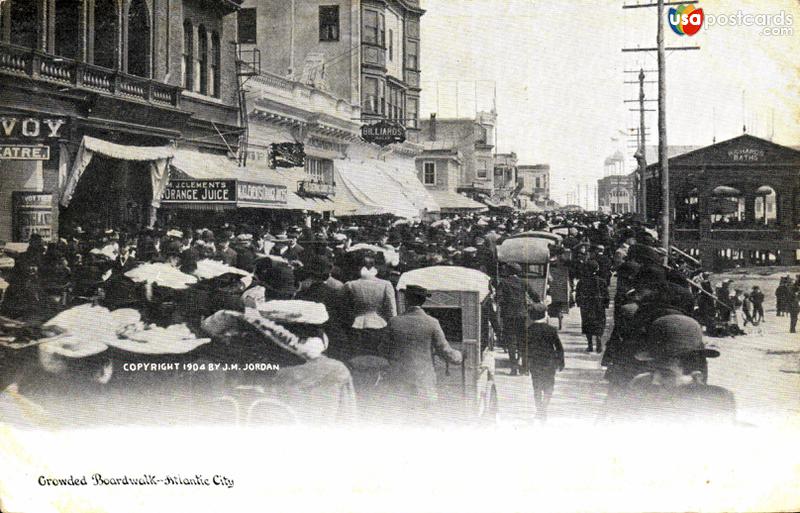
[751,285,765,324]
[602,314,736,425]
[386,285,462,418]
[294,256,348,359]
[575,259,609,353]
[526,303,565,421]
[214,234,238,266]
[497,263,535,375]
[788,285,800,334]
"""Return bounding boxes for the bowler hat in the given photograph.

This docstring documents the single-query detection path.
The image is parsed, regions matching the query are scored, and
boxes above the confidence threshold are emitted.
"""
[635,314,720,361]
[529,302,547,321]
[404,284,432,299]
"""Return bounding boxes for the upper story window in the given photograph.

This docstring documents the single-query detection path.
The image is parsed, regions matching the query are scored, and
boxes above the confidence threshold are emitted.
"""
[363,76,379,113]
[387,83,405,122]
[406,40,418,70]
[406,97,418,129]
[306,158,334,184]
[127,0,150,77]
[363,9,384,46]
[319,6,340,41]
[476,125,488,145]
[238,8,257,44]
[8,0,38,49]
[54,0,80,59]
[476,160,489,179]
[406,19,420,39]
[388,29,394,60]
[197,25,208,94]
[423,162,436,185]
[183,20,193,89]
[211,32,220,98]
[94,0,118,69]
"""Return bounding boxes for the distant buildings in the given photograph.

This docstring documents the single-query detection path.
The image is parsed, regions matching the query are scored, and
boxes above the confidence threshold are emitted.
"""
[417,112,497,194]
[597,174,635,214]
[517,164,550,201]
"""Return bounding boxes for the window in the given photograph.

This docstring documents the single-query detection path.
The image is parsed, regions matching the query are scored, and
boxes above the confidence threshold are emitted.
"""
[387,83,405,122]
[406,19,419,38]
[211,32,220,97]
[319,6,339,41]
[406,97,418,128]
[535,177,541,189]
[54,0,80,59]
[423,162,436,185]
[238,8,257,44]
[182,20,193,89]
[363,9,384,46]
[476,160,488,179]
[362,77,378,113]
[197,25,208,94]
[388,29,393,60]
[9,0,38,49]
[378,79,385,115]
[476,125,488,145]
[305,158,334,184]
[127,0,150,77]
[94,0,118,68]
[406,40,418,70]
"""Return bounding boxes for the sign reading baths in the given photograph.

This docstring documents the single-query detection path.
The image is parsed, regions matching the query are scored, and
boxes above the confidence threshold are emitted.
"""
[162,180,287,205]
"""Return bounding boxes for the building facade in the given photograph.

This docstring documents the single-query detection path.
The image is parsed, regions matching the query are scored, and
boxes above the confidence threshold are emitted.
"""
[0,0,243,242]
[645,134,800,267]
[517,164,550,202]
[238,0,423,134]
[222,0,436,221]
[417,111,497,199]
[597,173,635,214]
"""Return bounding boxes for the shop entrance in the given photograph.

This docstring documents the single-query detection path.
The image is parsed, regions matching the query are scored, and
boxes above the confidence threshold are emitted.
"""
[60,156,153,234]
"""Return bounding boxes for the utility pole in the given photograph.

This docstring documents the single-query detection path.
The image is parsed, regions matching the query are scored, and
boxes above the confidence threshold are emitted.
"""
[657,0,669,258]
[638,69,648,217]
[624,71,655,216]
[622,0,699,261]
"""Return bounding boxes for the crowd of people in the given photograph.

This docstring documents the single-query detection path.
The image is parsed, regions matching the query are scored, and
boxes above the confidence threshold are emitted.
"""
[0,207,759,426]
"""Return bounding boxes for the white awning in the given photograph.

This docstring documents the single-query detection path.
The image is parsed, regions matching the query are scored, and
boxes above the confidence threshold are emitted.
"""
[427,190,487,212]
[376,159,440,214]
[332,158,420,218]
[60,136,174,208]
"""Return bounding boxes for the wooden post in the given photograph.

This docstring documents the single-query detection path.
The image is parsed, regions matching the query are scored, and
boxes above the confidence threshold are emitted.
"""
[657,0,670,262]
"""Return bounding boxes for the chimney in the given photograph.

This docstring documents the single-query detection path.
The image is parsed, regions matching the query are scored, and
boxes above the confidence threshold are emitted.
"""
[430,113,437,141]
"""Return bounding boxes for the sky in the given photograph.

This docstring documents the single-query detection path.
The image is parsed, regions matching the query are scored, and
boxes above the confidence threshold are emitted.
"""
[418,0,800,206]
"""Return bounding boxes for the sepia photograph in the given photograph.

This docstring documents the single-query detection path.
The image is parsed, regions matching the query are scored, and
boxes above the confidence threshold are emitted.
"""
[0,0,799,511]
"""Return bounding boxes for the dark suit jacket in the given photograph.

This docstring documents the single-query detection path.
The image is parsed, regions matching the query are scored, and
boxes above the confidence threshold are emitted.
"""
[526,321,564,369]
[387,307,462,402]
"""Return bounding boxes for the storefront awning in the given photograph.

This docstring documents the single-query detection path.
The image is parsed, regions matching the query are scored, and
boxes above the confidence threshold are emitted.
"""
[61,136,174,208]
[167,148,333,212]
[427,190,488,212]
[332,159,421,219]
[375,160,440,214]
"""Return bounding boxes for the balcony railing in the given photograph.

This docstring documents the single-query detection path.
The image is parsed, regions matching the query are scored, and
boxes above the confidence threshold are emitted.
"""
[297,180,336,198]
[0,42,181,108]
